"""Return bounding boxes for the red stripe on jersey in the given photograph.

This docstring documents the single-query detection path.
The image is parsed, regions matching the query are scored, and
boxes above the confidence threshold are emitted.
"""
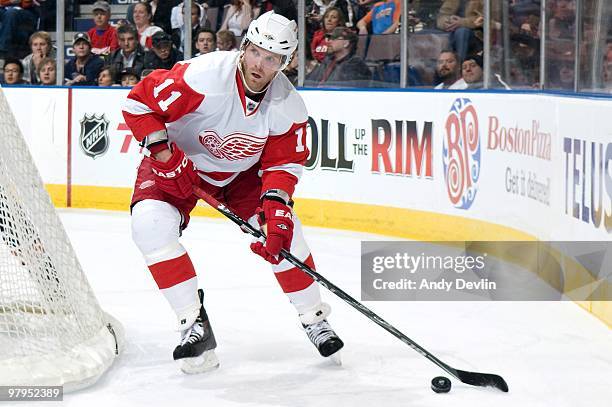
[274,255,315,293]
[122,63,205,142]
[196,169,237,182]
[260,122,308,196]
[148,253,196,289]
[235,69,263,117]
[235,69,247,113]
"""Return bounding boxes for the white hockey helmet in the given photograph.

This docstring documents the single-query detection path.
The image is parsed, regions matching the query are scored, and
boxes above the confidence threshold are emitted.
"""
[241,11,298,70]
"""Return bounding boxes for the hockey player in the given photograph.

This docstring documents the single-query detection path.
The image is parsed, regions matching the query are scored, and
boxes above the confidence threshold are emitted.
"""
[122,11,344,374]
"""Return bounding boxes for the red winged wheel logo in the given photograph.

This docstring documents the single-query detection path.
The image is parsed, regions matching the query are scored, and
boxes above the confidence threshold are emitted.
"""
[199,131,267,161]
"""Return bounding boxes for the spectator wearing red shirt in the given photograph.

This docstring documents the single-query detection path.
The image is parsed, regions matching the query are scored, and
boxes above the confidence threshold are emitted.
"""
[87,1,119,56]
[311,7,346,63]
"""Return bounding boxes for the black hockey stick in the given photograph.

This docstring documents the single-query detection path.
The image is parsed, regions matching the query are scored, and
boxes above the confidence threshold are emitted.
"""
[193,186,509,392]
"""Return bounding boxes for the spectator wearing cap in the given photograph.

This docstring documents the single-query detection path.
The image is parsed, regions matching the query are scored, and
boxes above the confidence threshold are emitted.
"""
[434,49,463,89]
[88,1,119,56]
[194,28,216,57]
[459,54,483,89]
[106,24,145,78]
[133,1,164,50]
[144,31,183,71]
[356,0,401,35]
[37,57,56,85]
[2,57,26,84]
[305,27,371,87]
[120,67,140,87]
[65,32,105,86]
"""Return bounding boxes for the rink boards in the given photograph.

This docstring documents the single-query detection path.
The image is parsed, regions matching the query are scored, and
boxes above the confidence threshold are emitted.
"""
[1,85,611,326]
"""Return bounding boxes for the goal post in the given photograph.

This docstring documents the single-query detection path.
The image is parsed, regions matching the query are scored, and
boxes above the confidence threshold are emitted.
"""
[0,87,123,392]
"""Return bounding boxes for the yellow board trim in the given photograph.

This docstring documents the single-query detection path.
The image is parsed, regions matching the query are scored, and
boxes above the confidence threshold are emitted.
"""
[46,184,611,328]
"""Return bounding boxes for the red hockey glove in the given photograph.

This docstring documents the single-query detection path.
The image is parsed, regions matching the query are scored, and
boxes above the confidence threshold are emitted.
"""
[250,199,294,264]
[150,144,199,200]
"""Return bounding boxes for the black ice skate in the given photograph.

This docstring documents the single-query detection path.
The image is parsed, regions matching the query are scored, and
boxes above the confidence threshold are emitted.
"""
[302,319,344,358]
[173,289,219,374]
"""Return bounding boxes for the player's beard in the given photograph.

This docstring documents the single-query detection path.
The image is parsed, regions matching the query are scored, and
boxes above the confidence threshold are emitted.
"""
[237,54,277,96]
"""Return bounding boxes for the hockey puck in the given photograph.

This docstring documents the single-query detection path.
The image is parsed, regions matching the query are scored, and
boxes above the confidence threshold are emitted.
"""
[431,376,451,393]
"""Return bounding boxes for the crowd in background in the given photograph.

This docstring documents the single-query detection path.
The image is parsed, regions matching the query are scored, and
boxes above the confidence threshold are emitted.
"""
[0,0,610,91]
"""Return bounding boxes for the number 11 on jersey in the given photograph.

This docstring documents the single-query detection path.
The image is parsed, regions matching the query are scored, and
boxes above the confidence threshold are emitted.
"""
[153,79,182,112]
[295,126,305,153]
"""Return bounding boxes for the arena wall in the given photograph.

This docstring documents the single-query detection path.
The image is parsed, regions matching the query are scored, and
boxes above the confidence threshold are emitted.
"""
[3,86,611,327]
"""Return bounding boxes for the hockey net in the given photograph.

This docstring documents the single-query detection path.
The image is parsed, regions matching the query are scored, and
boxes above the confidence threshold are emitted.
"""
[0,88,123,391]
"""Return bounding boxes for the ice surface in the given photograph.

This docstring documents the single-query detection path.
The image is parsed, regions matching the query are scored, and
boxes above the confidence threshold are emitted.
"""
[29,209,612,407]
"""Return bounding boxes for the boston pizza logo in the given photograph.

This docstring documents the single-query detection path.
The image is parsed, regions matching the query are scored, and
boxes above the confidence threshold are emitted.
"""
[442,98,481,209]
[79,114,109,159]
[199,130,266,161]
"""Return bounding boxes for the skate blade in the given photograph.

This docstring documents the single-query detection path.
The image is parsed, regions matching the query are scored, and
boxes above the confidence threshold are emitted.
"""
[179,349,220,374]
[328,351,342,366]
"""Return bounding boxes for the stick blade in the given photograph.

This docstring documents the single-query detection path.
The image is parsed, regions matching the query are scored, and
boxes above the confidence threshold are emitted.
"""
[456,370,509,392]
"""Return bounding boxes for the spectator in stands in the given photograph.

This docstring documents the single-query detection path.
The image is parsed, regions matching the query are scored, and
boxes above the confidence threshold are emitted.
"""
[436,0,486,62]
[97,66,115,86]
[509,31,539,88]
[221,0,259,36]
[2,57,26,84]
[194,28,216,56]
[64,32,105,86]
[460,53,483,88]
[120,67,140,87]
[434,49,463,89]
[21,31,56,85]
[172,2,205,55]
[549,61,574,90]
[356,0,401,35]
[37,57,56,85]
[603,56,612,92]
[149,0,179,34]
[144,31,183,70]
[0,0,39,60]
[305,26,371,87]
[133,1,164,50]
[171,1,209,34]
[306,0,357,38]
[216,30,238,51]
[107,24,146,78]
[283,51,299,85]
[311,7,346,62]
[87,1,119,56]
[549,0,575,40]
[259,0,298,24]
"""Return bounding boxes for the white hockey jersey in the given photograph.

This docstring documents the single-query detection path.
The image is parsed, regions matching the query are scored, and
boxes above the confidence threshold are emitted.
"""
[122,51,309,195]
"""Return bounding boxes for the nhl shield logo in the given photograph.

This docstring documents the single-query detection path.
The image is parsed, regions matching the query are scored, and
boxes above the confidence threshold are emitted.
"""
[79,114,110,159]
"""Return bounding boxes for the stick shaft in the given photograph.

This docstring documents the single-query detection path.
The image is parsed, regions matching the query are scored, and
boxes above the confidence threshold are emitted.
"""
[193,186,508,392]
